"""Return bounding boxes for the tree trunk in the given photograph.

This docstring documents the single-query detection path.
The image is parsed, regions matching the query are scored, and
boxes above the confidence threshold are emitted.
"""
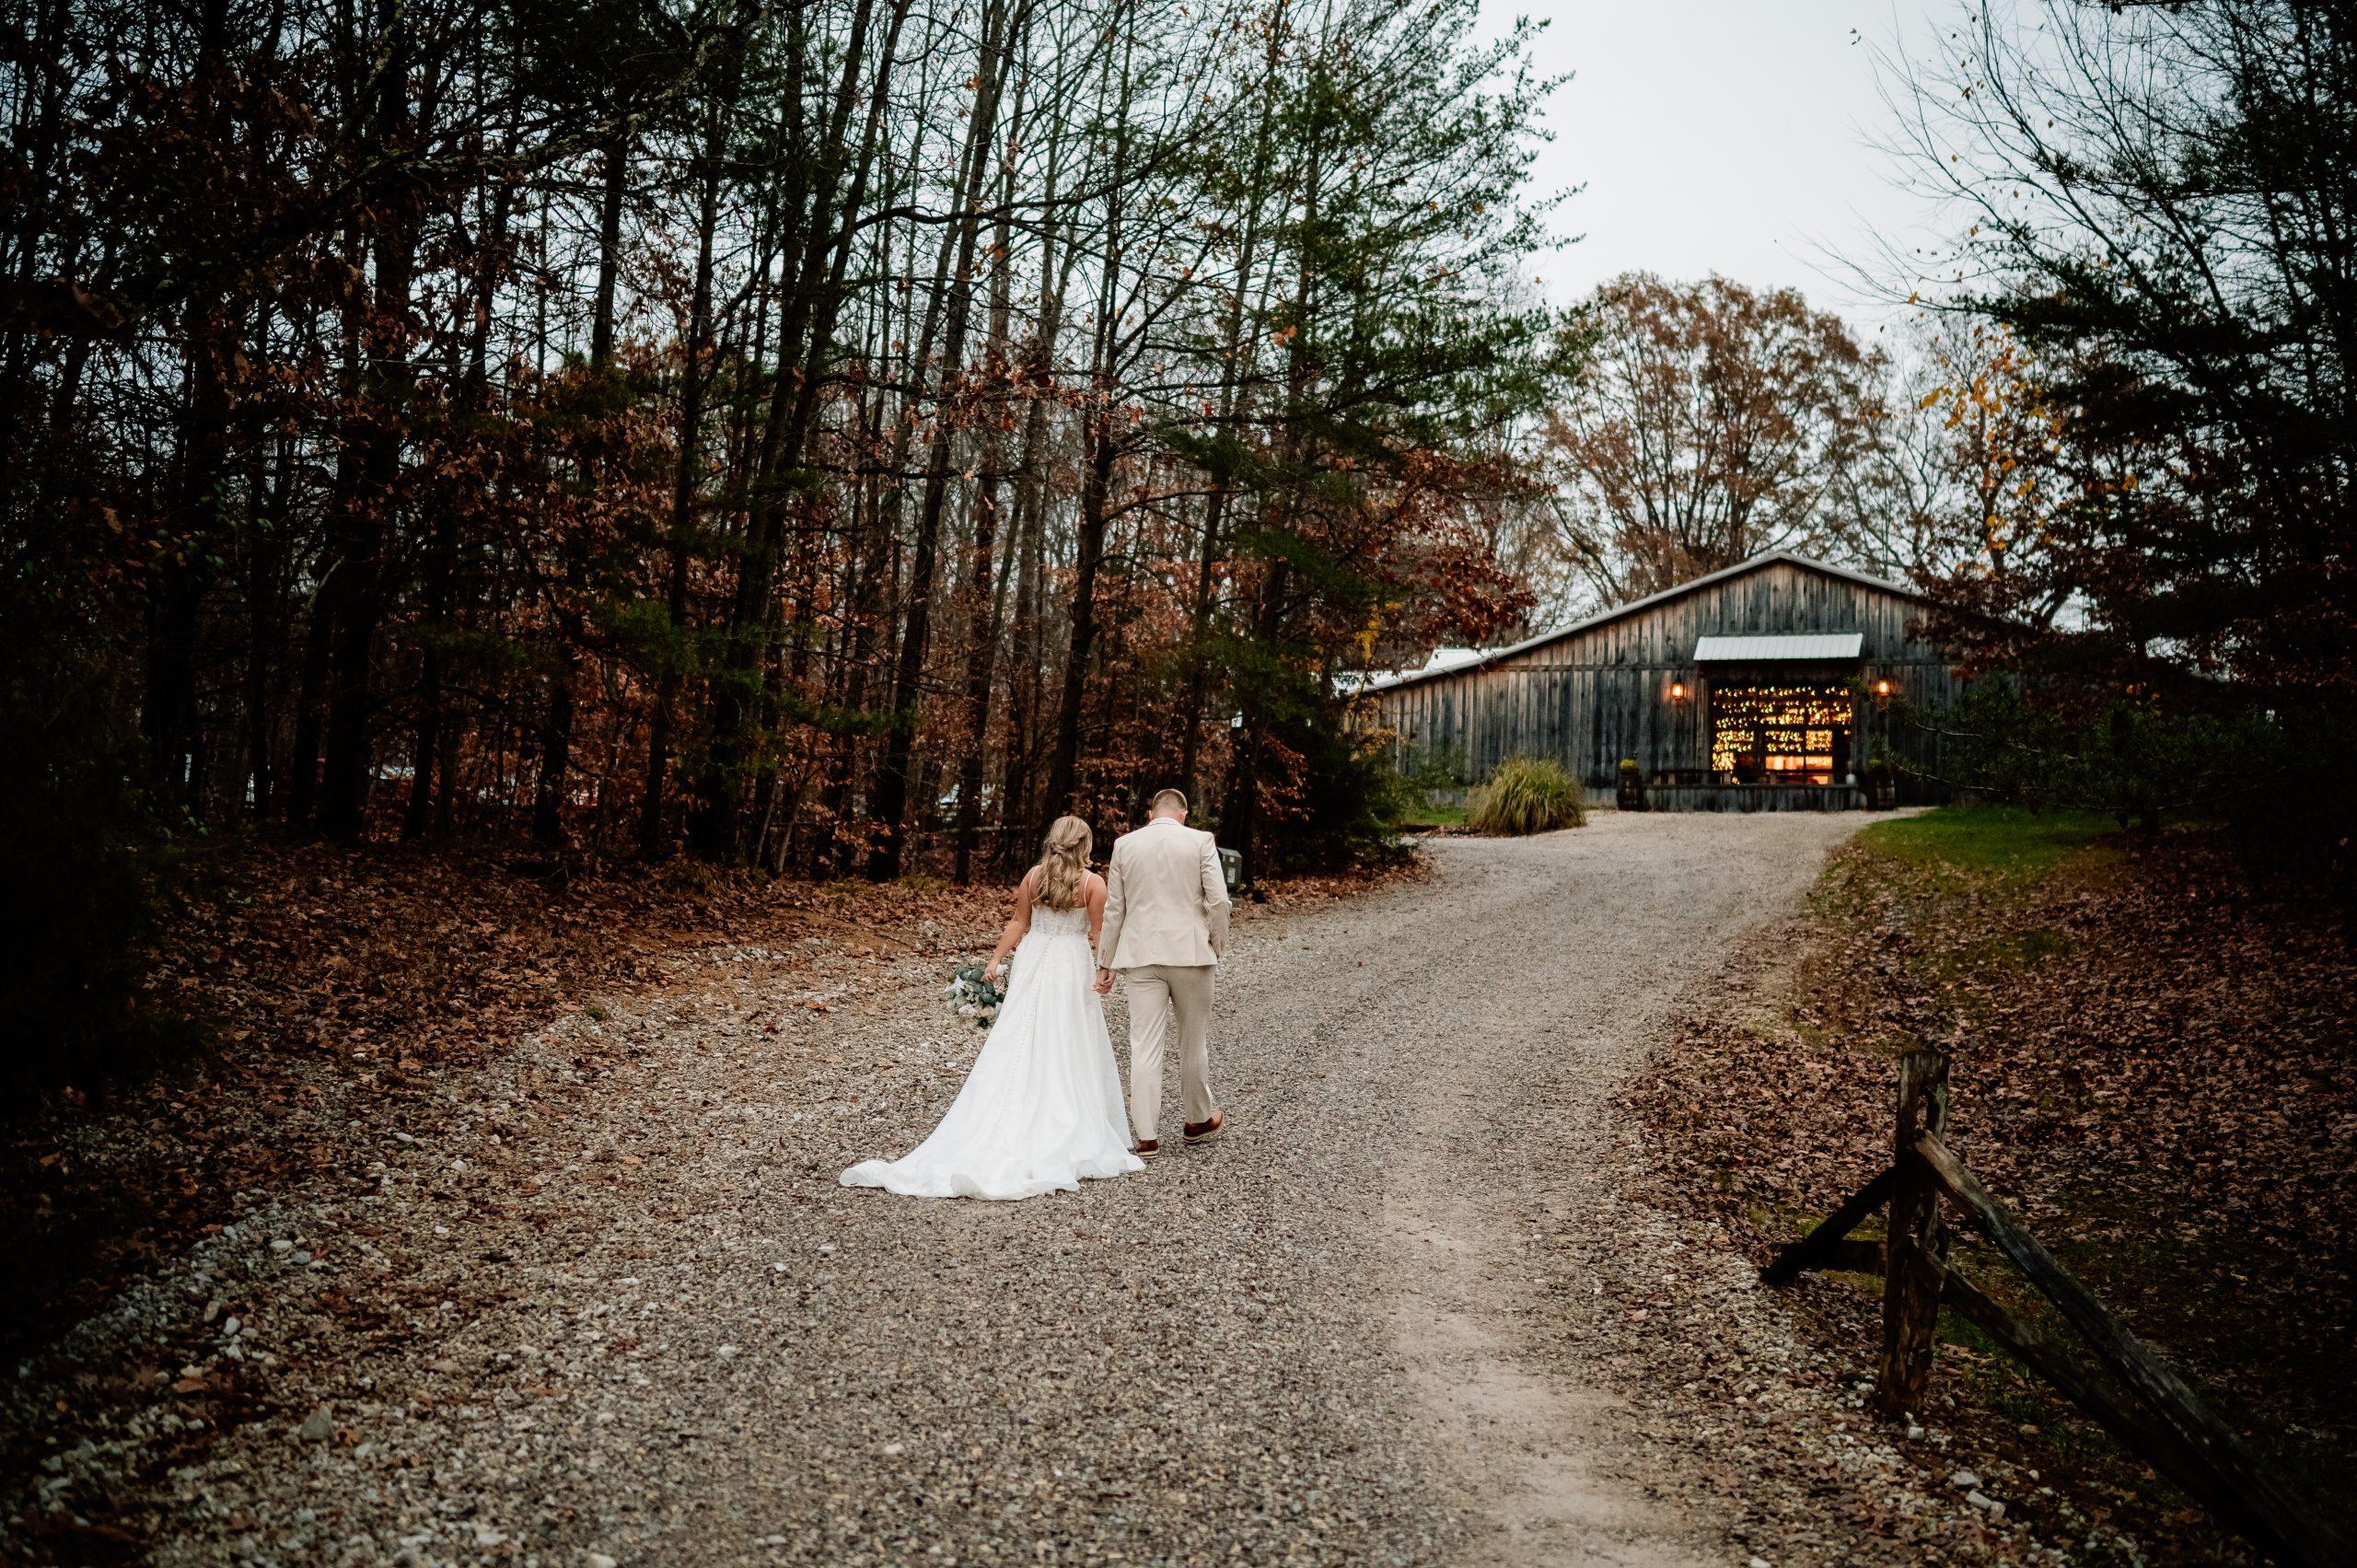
[530,130,628,852]
[952,46,1037,881]
[1178,30,1282,797]
[867,0,1012,880]
[143,0,236,808]
[409,168,513,840]
[994,216,1081,846]
[315,0,415,842]
[692,0,900,863]
[1040,19,1136,828]
[1042,419,1116,825]
[641,96,727,860]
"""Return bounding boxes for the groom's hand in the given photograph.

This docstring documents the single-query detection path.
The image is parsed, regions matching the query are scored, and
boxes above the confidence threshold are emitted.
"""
[1094,967,1115,995]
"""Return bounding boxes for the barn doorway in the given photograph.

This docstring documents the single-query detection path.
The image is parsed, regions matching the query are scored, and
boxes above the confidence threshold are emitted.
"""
[1708,683,1852,785]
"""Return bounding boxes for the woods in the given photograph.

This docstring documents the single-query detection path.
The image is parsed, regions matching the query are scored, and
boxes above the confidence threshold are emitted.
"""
[0,0,1566,903]
[1868,0,2357,853]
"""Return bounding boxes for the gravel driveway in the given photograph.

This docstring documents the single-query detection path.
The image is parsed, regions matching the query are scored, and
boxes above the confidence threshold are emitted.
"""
[9,812,1866,1567]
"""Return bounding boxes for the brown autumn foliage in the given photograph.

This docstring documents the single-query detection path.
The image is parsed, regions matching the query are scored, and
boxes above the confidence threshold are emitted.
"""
[0,843,1002,1360]
[1544,273,1886,604]
[1624,819,2357,1558]
[1,0,1567,888]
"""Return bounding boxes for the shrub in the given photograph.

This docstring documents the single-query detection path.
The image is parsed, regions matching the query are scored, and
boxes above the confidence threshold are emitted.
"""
[1237,708,1419,875]
[1469,758,1586,835]
[1927,679,2355,895]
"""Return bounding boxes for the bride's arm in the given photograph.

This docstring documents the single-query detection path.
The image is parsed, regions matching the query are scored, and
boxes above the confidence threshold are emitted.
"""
[1085,871,1108,947]
[985,870,1037,981]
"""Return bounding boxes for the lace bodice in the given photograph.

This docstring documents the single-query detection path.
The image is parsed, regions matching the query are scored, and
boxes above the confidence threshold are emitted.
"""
[1028,902,1090,939]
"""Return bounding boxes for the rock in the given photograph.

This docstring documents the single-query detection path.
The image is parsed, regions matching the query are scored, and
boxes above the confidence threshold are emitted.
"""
[586,1556,618,1568]
[1947,1469,1981,1490]
[296,1408,335,1444]
[471,1522,506,1546]
[1966,1490,2004,1518]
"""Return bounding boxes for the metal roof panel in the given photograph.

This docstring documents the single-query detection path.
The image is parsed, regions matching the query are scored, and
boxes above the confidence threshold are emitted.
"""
[1692,633,1864,661]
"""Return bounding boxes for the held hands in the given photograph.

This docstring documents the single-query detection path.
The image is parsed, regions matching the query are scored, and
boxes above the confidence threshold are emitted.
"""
[985,958,1004,983]
[1094,967,1115,995]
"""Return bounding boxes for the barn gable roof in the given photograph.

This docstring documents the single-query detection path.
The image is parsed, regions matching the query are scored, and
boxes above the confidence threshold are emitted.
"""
[1362,551,1924,693]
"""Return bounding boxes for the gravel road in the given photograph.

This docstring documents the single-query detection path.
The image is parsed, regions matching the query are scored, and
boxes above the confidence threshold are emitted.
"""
[8,812,1871,1568]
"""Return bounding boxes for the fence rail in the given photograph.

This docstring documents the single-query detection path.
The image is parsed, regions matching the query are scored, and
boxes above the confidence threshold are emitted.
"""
[1765,1050,2348,1568]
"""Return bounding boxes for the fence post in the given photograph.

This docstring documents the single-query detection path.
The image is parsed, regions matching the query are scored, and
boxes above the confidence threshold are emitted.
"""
[1874,1048,1950,1417]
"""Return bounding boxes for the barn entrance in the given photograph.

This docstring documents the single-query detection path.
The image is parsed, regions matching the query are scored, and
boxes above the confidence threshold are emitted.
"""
[1708,683,1852,785]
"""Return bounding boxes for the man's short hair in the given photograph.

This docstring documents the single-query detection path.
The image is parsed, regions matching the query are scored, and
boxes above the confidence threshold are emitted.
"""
[1150,788,1188,816]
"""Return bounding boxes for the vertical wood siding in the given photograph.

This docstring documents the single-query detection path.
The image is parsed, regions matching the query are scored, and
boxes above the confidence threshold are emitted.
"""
[1367,561,1960,807]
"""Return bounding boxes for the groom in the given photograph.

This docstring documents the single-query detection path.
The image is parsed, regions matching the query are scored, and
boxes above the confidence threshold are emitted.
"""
[1094,788,1229,1157]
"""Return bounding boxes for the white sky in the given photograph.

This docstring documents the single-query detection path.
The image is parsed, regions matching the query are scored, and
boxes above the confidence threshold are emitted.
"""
[1504,1,1958,332]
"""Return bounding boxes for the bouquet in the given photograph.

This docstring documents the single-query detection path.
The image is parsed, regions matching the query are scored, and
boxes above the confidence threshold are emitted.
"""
[945,959,1007,1030]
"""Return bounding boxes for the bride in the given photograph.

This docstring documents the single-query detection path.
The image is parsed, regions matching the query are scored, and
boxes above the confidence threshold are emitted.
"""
[840,816,1144,1200]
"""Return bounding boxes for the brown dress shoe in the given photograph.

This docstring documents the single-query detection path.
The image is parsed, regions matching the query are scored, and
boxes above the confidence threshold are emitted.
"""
[1132,1140,1159,1159]
[1182,1110,1226,1144]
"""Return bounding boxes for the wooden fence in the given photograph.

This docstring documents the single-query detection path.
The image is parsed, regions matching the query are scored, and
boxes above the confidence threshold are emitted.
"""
[1764,1051,2349,1567]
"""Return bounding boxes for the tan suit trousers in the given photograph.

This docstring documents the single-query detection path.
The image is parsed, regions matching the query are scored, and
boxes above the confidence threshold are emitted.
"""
[1121,963,1217,1142]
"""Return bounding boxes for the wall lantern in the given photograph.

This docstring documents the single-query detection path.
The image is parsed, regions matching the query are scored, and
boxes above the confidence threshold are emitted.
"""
[1873,678,1894,706]
[1669,680,1689,703]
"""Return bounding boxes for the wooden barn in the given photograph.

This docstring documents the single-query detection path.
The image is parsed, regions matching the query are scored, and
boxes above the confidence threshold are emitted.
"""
[1362,552,1960,810]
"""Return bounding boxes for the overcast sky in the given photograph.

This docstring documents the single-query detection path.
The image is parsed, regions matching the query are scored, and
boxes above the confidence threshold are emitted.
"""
[1504,1,1957,333]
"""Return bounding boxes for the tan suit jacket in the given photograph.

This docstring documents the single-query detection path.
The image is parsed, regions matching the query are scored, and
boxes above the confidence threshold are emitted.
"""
[1097,818,1230,970]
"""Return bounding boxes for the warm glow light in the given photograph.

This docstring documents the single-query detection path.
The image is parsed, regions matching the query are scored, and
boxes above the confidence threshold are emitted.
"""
[1875,679,1893,698]
[1669,681,1688,702]
[1711,684,1852,779]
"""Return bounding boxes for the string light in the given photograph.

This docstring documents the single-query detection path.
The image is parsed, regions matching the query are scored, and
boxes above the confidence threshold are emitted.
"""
[1709,684,1852,781]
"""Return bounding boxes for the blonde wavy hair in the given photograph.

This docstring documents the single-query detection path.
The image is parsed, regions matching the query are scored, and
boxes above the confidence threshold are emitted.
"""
[1031,816,1094,912]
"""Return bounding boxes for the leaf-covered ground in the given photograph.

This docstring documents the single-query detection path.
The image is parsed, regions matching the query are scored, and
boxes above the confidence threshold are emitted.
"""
[1,839,1408,1369]
[1623,807,2357,1563]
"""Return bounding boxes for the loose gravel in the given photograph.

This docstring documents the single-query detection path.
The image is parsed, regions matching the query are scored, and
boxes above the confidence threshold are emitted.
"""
[6,810,2009,1568]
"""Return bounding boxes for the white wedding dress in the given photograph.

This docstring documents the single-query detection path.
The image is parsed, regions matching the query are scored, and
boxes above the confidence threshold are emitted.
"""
[840,902,1144,1200]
